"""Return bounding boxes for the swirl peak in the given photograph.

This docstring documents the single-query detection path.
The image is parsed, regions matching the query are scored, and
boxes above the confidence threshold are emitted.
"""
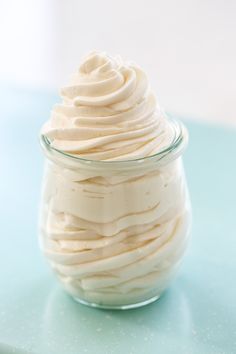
[42,51,175,161]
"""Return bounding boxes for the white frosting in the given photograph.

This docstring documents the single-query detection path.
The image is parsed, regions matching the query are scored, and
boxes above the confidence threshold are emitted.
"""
[42,51,175,161]
[40,52,191,307]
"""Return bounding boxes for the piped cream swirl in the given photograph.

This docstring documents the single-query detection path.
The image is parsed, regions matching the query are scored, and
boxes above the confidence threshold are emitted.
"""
[42,51,175,161]
[39,51,191,308]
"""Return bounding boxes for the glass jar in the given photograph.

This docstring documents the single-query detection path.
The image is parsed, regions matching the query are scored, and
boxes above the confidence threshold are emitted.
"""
[39,118,191,310]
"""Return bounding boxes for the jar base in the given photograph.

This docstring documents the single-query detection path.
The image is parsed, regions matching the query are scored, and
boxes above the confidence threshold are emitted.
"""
[71,294,161,310]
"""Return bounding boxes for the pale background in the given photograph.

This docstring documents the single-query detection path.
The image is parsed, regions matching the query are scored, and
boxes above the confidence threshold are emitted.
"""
[0,0,235,126]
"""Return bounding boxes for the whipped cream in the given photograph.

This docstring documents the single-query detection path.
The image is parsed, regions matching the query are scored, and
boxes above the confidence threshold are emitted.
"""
[42,51,175,161]
[40,51,191,308]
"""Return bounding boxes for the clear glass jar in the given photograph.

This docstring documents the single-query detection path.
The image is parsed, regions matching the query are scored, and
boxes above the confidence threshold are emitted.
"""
[39,118,191,310]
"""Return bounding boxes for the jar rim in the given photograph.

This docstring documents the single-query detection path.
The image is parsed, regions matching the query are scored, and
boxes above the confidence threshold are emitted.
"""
[39,117,188,168]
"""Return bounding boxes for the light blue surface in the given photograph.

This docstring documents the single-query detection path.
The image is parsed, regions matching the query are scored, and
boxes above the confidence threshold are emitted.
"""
[0,86,236,354]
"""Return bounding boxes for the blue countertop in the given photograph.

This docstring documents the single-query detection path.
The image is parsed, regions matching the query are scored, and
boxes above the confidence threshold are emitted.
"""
[0,86,236,354]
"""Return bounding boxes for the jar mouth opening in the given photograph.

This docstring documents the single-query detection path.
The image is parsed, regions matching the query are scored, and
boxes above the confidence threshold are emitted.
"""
[39,117,188,167]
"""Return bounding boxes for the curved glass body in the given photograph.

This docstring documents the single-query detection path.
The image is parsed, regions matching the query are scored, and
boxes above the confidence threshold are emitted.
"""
[39,119,191,309]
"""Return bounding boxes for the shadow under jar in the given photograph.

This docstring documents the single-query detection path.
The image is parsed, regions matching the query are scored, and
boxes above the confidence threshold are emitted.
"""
[39,118,191,310]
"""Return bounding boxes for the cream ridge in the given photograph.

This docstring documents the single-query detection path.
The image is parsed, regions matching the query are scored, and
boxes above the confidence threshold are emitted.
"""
[42,51,175,161]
